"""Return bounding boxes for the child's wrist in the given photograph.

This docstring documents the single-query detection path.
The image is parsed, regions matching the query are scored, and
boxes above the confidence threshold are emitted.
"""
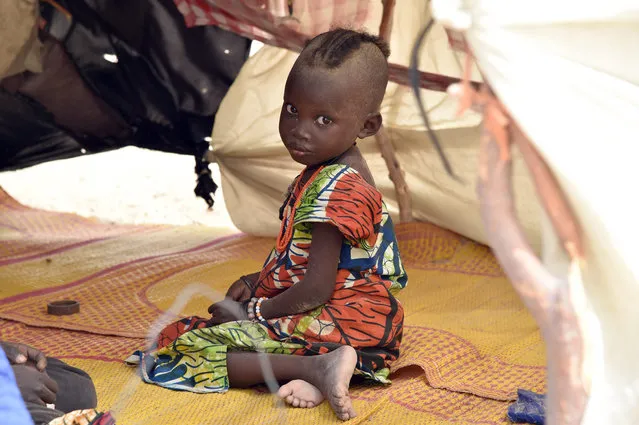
[255,297,267,322]
[247,298,257,321]
[246,297,268,322]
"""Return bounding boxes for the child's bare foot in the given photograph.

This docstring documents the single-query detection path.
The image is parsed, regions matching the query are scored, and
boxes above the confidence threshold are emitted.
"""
[308,346,358,421]
[277,379,324,408]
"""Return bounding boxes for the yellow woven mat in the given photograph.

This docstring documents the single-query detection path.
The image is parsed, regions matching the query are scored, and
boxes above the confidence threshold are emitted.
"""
[0,188,546,424]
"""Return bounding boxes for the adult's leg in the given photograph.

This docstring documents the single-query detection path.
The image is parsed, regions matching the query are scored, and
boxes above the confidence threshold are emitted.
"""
[227,346,357,421]
[45,357,97,413]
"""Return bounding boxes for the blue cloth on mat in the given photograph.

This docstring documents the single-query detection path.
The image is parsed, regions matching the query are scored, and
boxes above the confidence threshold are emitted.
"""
[0,347,34,425]
[507,389,546,424]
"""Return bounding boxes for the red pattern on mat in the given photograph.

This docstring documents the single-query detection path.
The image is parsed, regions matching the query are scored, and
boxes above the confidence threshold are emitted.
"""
[0,220,504,339]
[0,317,516,423]
[395,223,504,277]
[355,367,513,423]
[0,319,141,362]
[0,318,543,403]
[0,188,541,408]
[0,234,257,338]
[0,188,164,266]
[392,326,545,400]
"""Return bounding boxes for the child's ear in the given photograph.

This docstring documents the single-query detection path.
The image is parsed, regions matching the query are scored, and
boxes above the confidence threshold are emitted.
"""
[357,113,383,139]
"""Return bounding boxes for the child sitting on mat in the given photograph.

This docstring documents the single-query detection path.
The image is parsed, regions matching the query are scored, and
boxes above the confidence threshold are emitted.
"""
[136,28,407,421]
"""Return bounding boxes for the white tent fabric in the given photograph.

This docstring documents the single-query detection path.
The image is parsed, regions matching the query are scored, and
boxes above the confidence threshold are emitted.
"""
[431,1,639,424]
[210,0,542,251]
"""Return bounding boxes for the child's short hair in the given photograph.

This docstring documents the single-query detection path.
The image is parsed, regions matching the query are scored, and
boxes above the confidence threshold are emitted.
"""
[291,28,390,113]
[302,28,391,69]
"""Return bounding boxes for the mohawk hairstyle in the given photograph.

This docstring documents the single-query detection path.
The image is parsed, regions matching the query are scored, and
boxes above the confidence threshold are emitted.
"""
[302,28,391,68]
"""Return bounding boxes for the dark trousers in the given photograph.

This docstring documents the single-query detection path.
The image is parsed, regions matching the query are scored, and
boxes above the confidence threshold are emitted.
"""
[26,357,97,425]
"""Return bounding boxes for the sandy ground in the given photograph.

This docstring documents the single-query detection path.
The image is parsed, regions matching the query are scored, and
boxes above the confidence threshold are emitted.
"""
[0,146,238,231]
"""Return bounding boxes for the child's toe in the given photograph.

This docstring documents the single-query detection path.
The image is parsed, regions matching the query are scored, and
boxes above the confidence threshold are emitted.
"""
[277,386,293,399]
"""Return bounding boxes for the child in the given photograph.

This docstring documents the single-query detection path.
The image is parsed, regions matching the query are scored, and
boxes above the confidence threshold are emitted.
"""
[138,29,407,421]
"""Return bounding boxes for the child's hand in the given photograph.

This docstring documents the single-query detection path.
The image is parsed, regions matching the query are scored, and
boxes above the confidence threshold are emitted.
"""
[225,277,253,302]
[207,298,249,325]
[1,341,47,371]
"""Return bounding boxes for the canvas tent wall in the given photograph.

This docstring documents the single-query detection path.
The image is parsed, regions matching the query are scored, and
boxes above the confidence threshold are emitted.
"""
[206,0,543,252]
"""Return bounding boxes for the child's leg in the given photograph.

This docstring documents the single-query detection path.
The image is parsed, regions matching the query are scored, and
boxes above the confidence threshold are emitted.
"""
[227,346,357,421]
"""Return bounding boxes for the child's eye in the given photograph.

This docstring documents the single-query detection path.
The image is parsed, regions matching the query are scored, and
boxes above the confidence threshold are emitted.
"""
[285,104,298,115]
[315,116,332,126]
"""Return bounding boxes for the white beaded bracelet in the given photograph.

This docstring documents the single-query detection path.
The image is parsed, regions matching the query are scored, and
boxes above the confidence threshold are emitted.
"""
[247,298,257,321]
[255,297,267,322]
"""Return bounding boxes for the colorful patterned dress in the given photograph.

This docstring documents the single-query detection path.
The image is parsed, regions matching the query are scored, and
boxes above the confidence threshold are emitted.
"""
[137,164,407,393]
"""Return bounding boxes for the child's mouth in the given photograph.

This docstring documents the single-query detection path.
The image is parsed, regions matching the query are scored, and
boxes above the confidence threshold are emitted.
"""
[286,143,310,157]
[289,149,309,160]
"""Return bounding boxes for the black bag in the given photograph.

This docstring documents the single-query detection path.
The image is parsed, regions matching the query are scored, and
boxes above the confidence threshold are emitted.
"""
[0,0,252,208]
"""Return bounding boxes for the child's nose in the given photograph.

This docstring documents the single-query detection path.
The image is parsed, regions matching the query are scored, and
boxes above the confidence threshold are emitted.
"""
[291,124,311,141]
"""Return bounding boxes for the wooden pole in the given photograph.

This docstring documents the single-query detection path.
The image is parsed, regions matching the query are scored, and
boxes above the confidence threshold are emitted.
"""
[477,109,588,425]
[376,0,413,222]
[375,127,413,222]
[379,0,395,42]
[442,21,589,424]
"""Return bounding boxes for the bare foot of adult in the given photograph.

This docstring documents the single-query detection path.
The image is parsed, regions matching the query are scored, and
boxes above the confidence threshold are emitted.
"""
[307,346,358,421]
[277,379,324,408]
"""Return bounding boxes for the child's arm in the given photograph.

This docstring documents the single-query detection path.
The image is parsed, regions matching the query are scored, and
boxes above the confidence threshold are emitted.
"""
[225,272,260,301]
[259,223,342,319]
